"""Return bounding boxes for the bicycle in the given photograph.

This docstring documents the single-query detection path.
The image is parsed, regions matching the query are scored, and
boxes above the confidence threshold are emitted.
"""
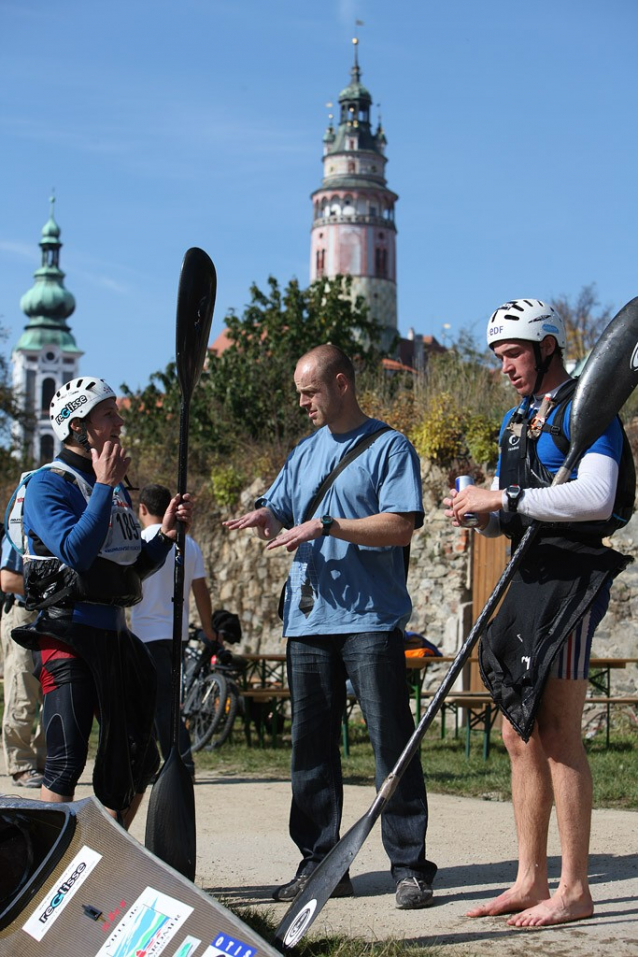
[182,627,245,752]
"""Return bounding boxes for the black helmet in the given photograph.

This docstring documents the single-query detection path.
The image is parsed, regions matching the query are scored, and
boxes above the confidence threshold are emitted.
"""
[211,609,242,644]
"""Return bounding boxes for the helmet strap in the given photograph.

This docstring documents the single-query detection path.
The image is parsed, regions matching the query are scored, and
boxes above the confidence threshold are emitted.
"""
[532,341,555,396]
[76,420,92,455]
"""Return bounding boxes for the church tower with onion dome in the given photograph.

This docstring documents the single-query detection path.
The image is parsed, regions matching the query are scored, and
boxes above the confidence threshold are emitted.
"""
[310,38,398,349]
[12,197,83,463]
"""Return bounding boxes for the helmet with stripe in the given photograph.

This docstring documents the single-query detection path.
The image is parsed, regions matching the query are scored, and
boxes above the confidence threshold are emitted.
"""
[50,377,116,441]
[486,299,566,351]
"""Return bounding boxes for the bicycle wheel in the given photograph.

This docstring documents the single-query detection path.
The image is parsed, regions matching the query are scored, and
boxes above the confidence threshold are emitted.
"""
[205,684,240,750]
[183,673,227,752]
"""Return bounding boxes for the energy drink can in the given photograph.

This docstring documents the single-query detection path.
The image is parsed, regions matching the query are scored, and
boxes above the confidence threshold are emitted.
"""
[455,475,480,527]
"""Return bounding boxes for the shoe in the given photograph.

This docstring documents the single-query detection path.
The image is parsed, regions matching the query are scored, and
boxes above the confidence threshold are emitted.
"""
[272,874,355,902]
[12,769,43,789]
[395,876,434,909]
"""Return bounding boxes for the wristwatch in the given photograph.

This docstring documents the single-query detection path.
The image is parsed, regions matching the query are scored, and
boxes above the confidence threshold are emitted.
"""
[505,485,523,513]
[321,515,334,536]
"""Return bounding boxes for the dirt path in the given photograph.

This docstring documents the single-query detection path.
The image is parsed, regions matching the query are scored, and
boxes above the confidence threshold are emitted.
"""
[4,765,638,955]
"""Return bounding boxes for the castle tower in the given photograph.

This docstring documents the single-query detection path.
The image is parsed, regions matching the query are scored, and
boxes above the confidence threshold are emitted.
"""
[12,197,83,463]
[310,38,398,349]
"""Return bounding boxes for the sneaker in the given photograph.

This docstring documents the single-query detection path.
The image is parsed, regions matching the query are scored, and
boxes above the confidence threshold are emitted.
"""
[272,874,355,902]
[12,769,43,789]
[395,876,434,910]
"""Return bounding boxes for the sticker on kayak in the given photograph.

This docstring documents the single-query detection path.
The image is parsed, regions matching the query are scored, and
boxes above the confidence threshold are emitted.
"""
[22,845,102,941]
[204,932,258,957]
[171,935,202,957]
[95,886,194,957]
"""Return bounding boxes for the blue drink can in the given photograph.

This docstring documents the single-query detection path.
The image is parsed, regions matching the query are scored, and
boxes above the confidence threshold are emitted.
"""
[455,475,480,527]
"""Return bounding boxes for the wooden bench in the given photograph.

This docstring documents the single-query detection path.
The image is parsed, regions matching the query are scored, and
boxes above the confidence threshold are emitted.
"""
[241,688,291,748]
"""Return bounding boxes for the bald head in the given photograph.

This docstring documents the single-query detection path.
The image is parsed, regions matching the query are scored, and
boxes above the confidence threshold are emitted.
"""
[298,345,356,390]
[295,344,366,434]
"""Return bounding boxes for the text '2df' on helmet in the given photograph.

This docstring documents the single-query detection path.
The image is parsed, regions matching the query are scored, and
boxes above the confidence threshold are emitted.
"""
[50,377,116,441]
[486,299,566,351]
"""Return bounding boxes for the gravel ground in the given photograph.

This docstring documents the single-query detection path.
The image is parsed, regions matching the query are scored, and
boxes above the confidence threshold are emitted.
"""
[4,764,637,956]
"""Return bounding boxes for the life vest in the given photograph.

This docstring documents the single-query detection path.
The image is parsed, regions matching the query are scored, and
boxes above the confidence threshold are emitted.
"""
[498,378,635,544]
[5,460,144,610]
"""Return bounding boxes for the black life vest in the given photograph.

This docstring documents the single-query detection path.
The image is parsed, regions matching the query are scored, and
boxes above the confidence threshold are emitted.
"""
[498,378,635,544]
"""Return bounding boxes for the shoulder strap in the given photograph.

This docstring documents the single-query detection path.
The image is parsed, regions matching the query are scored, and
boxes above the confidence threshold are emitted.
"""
[542,378,578,455]
[302,426,393,523]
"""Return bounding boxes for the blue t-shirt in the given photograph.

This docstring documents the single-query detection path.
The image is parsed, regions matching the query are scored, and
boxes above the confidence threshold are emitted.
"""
[261,419,424,637]
[1,534,23,596]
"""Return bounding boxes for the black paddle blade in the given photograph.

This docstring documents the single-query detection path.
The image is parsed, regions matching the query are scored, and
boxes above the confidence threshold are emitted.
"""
[273,814,376,950]
[145,747,196,881]
[175,247,217,404]
[556,296,638,479]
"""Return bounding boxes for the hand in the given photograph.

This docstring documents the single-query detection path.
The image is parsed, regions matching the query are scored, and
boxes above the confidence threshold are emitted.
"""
[91,441,131,487]
[223,507,283,541]
[444,487,501,529]
[160,493,193,541]
[265,518,322,553]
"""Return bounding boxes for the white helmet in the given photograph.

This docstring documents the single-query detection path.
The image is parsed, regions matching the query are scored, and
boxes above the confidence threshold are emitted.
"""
[487,299,566,351]
[50,377,116,441]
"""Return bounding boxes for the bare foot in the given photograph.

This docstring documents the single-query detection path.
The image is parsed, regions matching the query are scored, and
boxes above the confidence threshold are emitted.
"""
[467,886,547,918]
[507,894,594,927]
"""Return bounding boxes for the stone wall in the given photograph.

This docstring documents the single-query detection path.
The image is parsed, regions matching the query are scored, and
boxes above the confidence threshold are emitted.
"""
[189,463,637,696]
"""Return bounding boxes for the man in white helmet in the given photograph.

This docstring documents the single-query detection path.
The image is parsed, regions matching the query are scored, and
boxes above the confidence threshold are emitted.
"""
[11,377,193,827]
[444,300,629,927]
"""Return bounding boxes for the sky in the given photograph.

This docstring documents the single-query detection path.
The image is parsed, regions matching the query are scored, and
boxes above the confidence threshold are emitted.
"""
[2,0,637,394]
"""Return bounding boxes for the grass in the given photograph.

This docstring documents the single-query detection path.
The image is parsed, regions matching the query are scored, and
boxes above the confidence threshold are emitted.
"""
[227,908,450,957]
[195,713,638,810]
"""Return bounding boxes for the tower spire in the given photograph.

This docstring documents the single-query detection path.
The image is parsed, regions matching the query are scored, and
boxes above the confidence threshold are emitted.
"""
[309,40,398,348]
[11,198,83,463]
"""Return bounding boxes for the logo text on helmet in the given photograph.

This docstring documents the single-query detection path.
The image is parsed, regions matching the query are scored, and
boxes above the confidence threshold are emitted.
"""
[488,325,504,338]
[55,394,87,425]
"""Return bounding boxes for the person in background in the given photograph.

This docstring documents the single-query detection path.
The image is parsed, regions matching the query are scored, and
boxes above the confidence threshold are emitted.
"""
[130,483,215,776]
[1,533,46,788]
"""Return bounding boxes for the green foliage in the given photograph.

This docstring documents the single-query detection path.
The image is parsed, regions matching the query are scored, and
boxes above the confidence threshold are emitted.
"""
[120,274,384,482]
[411,393,466,465]
[409,340,509,471]
[209,464,245,508]
[465,414,500,468]
[208,274,382,447]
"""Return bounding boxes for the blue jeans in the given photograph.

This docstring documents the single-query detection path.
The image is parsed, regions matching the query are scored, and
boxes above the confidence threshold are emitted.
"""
[286,630,437,884]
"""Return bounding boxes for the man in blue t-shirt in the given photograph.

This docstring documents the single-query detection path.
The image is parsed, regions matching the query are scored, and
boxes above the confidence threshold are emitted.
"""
[445,299,628,929]
[225,344,436,911]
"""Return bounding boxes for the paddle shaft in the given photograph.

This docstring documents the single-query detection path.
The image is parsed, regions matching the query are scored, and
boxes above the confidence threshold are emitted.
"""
[144,248,216,881]
[169,399,190,745]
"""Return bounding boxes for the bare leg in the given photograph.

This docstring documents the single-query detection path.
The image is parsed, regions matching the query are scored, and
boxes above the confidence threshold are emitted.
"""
[509,678,593,927]
[40,785,144,832]
[40,786,73,803]
[467,718,552,917]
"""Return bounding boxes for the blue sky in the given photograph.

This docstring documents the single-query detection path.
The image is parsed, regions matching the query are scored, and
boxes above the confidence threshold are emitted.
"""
[2,0,637,394]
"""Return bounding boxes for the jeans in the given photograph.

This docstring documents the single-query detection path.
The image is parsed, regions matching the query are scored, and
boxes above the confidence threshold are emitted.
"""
[286,630,437,884]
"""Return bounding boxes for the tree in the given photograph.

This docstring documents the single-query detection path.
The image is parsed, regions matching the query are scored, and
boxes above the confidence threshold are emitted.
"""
[552,284,613,362]
[0,327,37,499]
[120,274,384,480]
